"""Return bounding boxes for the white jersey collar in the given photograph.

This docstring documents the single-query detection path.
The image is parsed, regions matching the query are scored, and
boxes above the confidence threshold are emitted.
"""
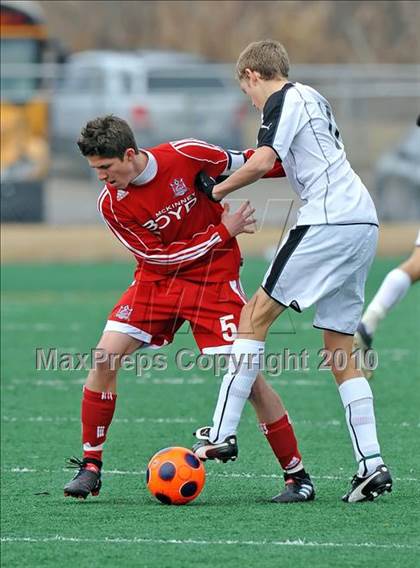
[131,151,158,185]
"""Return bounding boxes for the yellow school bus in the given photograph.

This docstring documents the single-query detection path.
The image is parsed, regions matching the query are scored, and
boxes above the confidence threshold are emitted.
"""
[1,0,50,221]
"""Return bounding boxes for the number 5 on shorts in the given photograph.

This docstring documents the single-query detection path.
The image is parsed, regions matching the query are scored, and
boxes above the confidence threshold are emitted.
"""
[220,314,237,341]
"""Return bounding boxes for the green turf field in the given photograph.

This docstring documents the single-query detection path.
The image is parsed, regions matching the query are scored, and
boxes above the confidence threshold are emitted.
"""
[1,258,420,567]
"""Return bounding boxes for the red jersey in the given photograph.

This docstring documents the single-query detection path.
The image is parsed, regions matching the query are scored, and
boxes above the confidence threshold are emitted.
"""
[98,139,284,283]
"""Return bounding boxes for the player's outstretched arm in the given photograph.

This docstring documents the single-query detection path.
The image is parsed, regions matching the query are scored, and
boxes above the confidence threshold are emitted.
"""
[243,149,285,179]
[173,139,284,202]
[198,146,278,202]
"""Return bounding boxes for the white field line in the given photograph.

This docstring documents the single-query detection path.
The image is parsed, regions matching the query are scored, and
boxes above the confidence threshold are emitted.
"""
[4,377,327,387]
[1,535,418,550]
[0,320,413,360]
[2,467,418,483]
[2,415,195,424]
[2,415,419,429]
[0,321,414,365]
[0,319,414,357]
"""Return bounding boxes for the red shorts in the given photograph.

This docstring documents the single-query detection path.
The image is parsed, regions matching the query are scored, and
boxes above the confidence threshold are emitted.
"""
[104,278,247,353]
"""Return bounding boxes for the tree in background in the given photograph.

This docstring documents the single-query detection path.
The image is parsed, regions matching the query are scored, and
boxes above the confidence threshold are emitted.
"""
[39,0,419,63]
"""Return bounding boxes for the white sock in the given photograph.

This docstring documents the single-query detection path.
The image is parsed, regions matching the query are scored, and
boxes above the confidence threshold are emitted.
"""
[210,339,265,442]
[339,377,384,477]
[362,268,411,335]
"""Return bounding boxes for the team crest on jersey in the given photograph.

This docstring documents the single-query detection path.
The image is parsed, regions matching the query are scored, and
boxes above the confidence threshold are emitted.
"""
[170,178,189,197]
[117,190,129,201]
[115,305,133,320]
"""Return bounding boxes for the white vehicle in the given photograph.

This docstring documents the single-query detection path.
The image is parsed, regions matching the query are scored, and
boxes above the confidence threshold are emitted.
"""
[52,50,247,161]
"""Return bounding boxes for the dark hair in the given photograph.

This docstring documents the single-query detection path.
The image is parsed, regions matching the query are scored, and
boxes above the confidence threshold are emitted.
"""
[77,115,139,160]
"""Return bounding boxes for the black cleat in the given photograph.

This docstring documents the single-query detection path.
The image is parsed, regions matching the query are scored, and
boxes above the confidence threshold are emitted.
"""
[64,457,102,499]
[355,321,373,350]
[342,464,392,503]
[271,471,315,503]
[354,322,374,379]
[192,427,238,463]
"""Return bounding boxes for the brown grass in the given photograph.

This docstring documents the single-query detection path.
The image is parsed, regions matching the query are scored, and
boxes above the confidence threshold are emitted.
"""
[2,223,418,263]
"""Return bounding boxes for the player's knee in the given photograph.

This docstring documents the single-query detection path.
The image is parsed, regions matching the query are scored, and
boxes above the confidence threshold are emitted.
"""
[400,260,420,282]
[240,298,255,319]
[239,301,256,331]
[400,248,420,282]
[92,347,121,374]
[240,300,271,332]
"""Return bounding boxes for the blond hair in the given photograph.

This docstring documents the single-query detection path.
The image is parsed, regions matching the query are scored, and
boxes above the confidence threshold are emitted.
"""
[236,40,290,81]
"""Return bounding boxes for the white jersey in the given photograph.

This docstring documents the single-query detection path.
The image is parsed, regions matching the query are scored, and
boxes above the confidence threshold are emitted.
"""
[257,82,378,226]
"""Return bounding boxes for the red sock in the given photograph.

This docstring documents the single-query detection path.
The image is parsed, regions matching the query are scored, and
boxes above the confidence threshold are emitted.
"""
[260,413,302,472]
[81,387,117,464]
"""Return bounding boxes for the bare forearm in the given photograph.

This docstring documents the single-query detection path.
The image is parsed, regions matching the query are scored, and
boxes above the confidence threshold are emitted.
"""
[213,160,269,201]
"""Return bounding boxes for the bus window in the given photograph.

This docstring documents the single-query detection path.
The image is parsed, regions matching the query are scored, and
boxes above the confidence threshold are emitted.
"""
[0,38,40,101]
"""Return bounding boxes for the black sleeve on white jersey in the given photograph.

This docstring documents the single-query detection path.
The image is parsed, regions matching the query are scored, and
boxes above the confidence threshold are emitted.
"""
[257,83,295,151]
[221,150,246,174]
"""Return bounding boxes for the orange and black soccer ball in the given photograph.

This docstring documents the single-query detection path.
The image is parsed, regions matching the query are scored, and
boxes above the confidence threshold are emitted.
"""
[146,446,206,505]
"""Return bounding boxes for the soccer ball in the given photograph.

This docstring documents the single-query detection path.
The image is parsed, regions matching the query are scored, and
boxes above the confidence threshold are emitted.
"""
[146,446,206,505]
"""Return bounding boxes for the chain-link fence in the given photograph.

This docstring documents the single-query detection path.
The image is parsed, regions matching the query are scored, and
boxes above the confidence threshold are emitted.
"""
[1,61,419,223]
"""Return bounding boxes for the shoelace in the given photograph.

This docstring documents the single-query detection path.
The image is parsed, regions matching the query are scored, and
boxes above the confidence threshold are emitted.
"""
[66,457,85,470]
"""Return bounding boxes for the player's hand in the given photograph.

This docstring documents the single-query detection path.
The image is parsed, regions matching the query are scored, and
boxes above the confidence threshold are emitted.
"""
[195,171,221,202]
[221,201,256,238]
